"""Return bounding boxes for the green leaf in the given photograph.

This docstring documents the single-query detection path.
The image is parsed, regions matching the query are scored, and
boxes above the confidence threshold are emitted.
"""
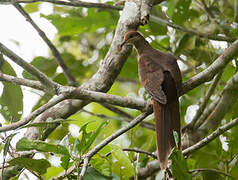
[76,121,107,154]
[31,93,53,112]
[8,157,50,175]
[110,144,134,179]
[175,34,195,55]
[41,9,118,36]
[168,147,192,180]
[24,2,41,14]
[61,155,70,170]
[19,118,72,129]
[22,56,57,80]
[167,0,192,25]
[0,60,23,122]
[83,167,111,180]
[2,133,18,176]
[16,138,70,156]
[91,155,112,177]
[148,21,167,35]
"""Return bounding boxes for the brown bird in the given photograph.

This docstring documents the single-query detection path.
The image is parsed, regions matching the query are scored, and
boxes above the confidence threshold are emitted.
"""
[121,31,182,169]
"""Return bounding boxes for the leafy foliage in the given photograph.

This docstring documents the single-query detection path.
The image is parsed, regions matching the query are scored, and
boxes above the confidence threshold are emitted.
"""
[1,0,238,179]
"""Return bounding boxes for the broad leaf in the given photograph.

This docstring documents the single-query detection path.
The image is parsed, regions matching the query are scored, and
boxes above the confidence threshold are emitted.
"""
[0,60,23,122]
[16,137,70,156]
[83,167,111,180]
[8,157,50,175]
[169,147,192,180]
[22,56,57,80]
[110,144,134,179]
[91,154,112,177]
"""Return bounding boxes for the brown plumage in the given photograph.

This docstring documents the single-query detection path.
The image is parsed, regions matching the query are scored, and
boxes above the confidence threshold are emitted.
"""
[121,31,182,169]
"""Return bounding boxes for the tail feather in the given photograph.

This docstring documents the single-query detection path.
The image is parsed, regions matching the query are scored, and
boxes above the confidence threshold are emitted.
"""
[153,72,180,169]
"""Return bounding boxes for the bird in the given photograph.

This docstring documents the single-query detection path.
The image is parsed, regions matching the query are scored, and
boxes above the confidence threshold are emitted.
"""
[121,31,182,169]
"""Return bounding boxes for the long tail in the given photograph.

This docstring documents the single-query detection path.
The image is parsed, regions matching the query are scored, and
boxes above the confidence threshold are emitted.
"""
[153,73,180,169]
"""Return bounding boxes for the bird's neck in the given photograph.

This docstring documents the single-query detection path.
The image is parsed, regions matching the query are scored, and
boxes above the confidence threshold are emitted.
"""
[133,38,152,54]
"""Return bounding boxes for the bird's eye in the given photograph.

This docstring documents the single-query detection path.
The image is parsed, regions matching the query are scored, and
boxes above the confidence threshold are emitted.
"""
[129,34,133,38]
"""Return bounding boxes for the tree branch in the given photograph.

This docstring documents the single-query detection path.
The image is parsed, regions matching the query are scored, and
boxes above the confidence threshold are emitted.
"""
[0,94,67,132]
[16,0,122,10]
[70,88,148,111]
[138,118,238,178]
[183,71,223,131]
[0,42,59,93]
[0,72,44,91]
[81,108,155,130]
[183,118,238,156]
[79,111,152,179]
[181,37,238,95]
[12,2,77,86]
[189,168,236,179]
[150,16,235,42]
[105,148,157,159]
[199,71,238,132]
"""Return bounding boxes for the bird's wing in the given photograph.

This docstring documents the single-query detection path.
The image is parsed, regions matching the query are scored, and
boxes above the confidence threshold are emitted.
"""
[139,56,167,104]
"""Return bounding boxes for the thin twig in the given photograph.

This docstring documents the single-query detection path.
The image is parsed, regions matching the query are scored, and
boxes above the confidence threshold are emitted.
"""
[199,0,229,35]
[79,111,152,179]
[193,71,223,129]
[181,37,238,95]
[105,148,157,159]
[183,118,238,156]
[0,73,45,91]
[100,103,134,119]
[17,0,122,10]
[150,16,235,42]
[12,2,77,86]
[183,71,223,131]
[0,42,58,93]
[189,168,236,179]
[0,94,68,132]
[81,108,155,130]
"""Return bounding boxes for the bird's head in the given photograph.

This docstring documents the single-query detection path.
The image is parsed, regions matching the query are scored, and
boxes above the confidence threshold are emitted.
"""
[120,31,143,48]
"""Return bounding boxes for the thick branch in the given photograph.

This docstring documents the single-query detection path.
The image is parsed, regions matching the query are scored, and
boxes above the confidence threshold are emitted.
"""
[71,89,148,111]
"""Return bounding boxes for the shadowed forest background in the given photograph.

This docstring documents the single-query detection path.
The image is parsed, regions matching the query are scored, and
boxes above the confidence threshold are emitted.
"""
[0,0,238,179]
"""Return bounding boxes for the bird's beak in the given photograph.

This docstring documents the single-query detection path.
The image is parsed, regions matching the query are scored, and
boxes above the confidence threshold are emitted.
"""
[120,40,127,48]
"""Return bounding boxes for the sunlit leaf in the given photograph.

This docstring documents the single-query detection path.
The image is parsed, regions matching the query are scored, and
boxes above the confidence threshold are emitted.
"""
[169,147,192,180]
[110,144,134,179]
[91,154,112,177]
